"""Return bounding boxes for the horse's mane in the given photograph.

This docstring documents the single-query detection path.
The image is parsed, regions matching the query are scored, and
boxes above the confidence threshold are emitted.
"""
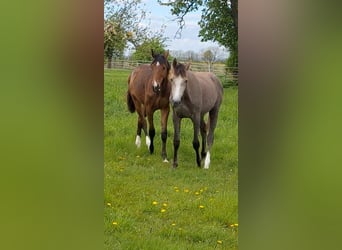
[151,54,170,70]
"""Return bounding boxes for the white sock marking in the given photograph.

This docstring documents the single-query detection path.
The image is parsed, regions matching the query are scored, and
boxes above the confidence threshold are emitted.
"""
[156,61,160,66]
[135,135,141,148]
[146,136,151,149]
[204,151,210,169]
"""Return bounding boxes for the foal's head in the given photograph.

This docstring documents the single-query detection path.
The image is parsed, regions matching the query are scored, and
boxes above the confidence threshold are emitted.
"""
[169,58,191,107]
[151,49,170,93]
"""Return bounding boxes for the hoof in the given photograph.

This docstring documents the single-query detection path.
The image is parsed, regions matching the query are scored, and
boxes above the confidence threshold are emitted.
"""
[146,136,151,149]
[149,144,154,154]
[204,151,210,169]
[135,135,141,148]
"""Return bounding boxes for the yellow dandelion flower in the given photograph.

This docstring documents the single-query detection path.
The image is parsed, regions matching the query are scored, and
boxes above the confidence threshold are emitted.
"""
[112,221,118,225]
[160,209,166,213]
[171,223,176,226]
[199,205,205,209]
[162,203,168,207]
[195,192,200,195]
[184,189,189,193]
[217,240,223,244]
[107,203,111,206]
[230,224,234,227]
[234,223,238,227]
[152,201,158,205]
[175,189,179,192]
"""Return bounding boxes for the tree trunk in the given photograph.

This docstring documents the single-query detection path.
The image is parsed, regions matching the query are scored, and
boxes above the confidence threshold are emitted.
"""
[107,56,112,69]
[230,0,238,31]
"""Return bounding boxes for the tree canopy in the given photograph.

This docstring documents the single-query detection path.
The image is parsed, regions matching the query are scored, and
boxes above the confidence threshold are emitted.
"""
[159,0,238,67]
[132,37,166,61]
[104,0,168,67]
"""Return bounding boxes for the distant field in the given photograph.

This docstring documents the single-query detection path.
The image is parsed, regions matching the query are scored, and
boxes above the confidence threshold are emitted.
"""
[104,69,238,249]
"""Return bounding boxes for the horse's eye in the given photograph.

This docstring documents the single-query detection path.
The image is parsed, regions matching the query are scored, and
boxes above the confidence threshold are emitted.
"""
[185,80,188,83]
[163,66,166,70]
[170,78,173,82]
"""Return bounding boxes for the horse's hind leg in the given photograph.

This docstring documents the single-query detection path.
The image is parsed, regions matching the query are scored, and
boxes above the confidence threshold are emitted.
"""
[205,108,219,169]
[135,104,147,148]
[160,106,170,162]
[200,117,207,159]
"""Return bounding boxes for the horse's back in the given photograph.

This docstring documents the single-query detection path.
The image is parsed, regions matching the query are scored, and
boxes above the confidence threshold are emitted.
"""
[192,71,223,109]
[128,64,152,103]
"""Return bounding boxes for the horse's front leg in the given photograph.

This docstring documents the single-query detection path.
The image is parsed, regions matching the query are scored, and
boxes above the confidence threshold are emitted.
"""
[172,112,181,168]
[146,109,155,154]
[192,115,201,167]
[160,106,170,162]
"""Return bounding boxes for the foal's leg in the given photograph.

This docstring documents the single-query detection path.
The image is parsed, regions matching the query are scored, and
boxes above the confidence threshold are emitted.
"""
[172,113,181,168]
[200,117,207,159]
[135,104,147,148]
[192,115,201,167]
[205,108,219,169]
[146,108,155,154]
[160,106,170,162]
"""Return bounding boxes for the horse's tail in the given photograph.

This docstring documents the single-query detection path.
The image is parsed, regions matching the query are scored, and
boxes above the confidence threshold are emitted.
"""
[127,91,135,113]
[127,75,135,113]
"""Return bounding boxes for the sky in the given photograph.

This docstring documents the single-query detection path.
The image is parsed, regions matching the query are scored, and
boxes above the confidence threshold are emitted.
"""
[130,0,228,56]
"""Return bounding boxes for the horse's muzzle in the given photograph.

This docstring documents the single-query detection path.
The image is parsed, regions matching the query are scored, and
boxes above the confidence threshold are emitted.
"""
[171,100,181,107]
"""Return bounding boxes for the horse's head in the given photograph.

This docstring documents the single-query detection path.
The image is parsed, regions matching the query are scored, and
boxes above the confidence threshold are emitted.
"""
[169,58,191,107]
[151,49,170,93]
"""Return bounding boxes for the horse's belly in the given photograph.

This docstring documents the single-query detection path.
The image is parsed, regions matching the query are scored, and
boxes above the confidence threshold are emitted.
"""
[173,104,192,118]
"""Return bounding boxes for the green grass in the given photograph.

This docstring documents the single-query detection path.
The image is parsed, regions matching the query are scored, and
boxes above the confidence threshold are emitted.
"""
[104,69,238,249]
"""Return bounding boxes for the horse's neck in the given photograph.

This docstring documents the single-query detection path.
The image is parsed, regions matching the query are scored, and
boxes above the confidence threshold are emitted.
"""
[160,77,170,96]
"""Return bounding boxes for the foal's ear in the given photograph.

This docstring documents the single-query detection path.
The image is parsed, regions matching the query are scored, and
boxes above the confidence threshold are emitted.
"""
[172,58,177,68]
[164,50,169,59]
[185,63,191,70]
[151,49,155,58]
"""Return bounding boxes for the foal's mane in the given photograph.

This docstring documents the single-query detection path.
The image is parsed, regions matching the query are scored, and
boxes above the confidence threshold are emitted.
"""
[174,63,187,77]
[151,54,170,70]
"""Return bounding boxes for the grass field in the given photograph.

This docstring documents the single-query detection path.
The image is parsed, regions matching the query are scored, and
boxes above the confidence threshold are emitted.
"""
[104,69,238,249]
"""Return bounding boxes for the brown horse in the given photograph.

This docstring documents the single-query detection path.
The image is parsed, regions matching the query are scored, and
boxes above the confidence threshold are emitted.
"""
[126,50,171,162]
[169,58,223,169]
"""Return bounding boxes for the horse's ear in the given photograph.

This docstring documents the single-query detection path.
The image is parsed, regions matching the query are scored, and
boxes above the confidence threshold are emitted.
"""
[164,50,169,59]
[186,63,191,70]
[172,58,177,68]
[151,49,155,58]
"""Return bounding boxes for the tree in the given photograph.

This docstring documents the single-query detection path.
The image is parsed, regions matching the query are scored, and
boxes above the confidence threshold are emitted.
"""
[104,19,126,68]
[132,37,166,61]
[159,0,238,67]
[203,50,214,72]
[104,0,149,67]
[104,0,169,67]
[202,47,220,72]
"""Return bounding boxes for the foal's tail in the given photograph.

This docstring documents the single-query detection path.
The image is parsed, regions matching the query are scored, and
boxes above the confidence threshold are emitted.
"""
[127,91,135,113]
[127,74,135,113]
